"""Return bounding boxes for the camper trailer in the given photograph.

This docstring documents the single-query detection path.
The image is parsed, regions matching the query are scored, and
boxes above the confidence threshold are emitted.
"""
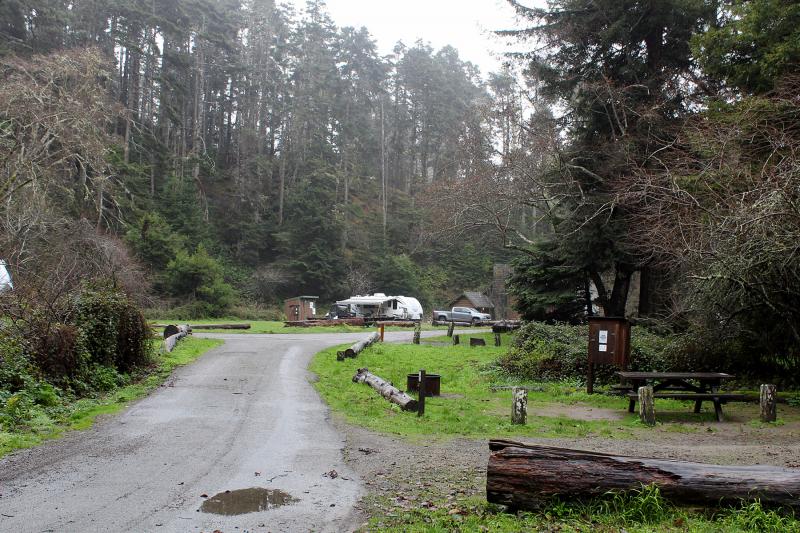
[335,293,423,321]
[0,260,12,292]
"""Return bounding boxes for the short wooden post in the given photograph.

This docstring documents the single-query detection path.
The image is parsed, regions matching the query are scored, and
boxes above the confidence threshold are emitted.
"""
[760,384,777,422]
[379,324,385,342]
[511,387,527,425]
[447,322,455,337]
[638,385,655,426]
[453,334,459,345]
[586,362,595,394]
[413,321,421,344]
[417,369,426,417]
[494,332,501,347]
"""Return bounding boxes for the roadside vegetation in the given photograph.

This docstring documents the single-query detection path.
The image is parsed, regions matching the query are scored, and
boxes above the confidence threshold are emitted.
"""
[0,335,221,458]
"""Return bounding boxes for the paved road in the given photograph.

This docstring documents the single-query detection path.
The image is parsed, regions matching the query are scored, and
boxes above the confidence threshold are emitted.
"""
[0,330,445,533]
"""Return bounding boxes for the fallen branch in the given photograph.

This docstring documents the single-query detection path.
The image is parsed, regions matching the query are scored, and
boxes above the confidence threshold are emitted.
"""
[337,332,380,361]
[486,440,800,510]
[352,367,418,411]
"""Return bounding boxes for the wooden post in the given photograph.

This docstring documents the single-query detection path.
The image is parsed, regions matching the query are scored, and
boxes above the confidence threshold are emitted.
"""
[760,384,777,422]
[417,369,426,417]
[413,321,421,345]
[447,322,455,337]
[494,332,501,347]
[453,334,459,345]
[379,324,385,342]
[639,385,655,426]
[586,362,594,394]
[511,387,527,425]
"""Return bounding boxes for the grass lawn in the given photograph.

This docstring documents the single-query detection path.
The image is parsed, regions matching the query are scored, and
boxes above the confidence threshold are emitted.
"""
[310,340,646,440]
[311,340,799,532]
[0,336,223,458]
[150,320,450,334]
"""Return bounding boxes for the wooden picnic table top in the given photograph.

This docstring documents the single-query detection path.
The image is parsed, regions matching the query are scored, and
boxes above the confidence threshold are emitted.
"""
[616,371,734,380]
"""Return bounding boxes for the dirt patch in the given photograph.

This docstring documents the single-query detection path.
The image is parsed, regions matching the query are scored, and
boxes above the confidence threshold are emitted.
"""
[530,403,626,421]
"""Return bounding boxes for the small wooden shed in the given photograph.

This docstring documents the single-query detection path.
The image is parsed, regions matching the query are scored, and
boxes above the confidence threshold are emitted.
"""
[448,291,495,317]
[284,296,318,321]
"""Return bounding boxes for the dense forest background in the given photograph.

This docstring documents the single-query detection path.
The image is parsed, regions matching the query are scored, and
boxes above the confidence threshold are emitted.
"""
[0,0,519,318]
[1,0,799,374]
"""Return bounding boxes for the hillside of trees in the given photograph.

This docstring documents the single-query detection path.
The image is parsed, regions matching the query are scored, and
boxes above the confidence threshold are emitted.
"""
[0,0,515,318]
[1,0,798,376]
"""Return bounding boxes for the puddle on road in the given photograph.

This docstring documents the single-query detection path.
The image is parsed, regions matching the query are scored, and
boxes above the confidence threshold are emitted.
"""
[200,488,298,515]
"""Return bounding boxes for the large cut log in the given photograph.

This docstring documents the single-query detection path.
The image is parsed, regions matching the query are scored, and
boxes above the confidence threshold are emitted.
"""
[151,323,251,330]
[284,318,365,327]
[163,325,191,353]
[352,368,418,411]
[487,440,800,510]
[337,332,381,361]
[376,321,417,328]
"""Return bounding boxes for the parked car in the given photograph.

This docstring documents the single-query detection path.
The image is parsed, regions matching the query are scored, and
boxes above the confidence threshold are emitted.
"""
[433,306,491,324]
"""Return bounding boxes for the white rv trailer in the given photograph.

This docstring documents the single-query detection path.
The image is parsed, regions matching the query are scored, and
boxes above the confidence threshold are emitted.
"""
[335,293,423,320]
[0,260,12,292]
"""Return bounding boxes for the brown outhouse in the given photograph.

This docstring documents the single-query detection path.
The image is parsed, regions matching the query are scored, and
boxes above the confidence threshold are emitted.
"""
[586,316,631,393]
[284,296,318,321]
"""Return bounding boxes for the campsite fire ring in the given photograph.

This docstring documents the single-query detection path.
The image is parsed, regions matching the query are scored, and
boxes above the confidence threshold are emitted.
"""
[406,373,441,396]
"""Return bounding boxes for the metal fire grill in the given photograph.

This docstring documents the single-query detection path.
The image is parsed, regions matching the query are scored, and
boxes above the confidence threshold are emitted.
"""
[406,373,441,396]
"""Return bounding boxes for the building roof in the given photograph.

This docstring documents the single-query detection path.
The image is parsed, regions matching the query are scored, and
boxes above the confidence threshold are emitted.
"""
[452,291,494,309]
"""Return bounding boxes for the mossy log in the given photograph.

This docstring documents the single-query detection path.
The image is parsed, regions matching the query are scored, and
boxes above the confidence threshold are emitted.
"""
[486,440,800,511]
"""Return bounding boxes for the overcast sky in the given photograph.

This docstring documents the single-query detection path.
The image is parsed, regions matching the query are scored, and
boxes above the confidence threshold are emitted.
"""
[285,0,531,76]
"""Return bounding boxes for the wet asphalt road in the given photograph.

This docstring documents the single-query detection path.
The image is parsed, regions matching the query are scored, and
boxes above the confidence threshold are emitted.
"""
[0,331,440,533]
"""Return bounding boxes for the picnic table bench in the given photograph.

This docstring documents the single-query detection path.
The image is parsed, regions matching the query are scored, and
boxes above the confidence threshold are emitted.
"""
[615,371,750,422]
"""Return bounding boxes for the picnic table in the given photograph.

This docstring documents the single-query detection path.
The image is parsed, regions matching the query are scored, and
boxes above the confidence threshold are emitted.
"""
[616,371,742,422]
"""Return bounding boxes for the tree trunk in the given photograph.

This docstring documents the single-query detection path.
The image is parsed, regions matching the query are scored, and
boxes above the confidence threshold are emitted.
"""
[487,440,800,510]
[352,368,418,411]
[760,384,777,422]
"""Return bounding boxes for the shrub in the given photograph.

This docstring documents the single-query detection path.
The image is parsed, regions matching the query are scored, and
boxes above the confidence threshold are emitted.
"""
[165,245,236,316]
[75,286,152,372]
[497,321,681,385]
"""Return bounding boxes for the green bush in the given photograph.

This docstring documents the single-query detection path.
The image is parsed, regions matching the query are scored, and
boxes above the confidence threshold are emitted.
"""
[76,286,152,372]
[165,245,236,316]
[496,321,681,385]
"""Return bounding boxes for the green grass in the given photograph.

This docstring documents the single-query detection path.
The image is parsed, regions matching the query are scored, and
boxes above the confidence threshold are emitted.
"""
[0,337,223,458]
[310,341,645,440]
[367,487,799,532]
[151,320,450,334]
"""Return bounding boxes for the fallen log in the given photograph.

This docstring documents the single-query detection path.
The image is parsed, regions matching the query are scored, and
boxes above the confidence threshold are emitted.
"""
[163,324,191,353]
[486,440,800,511]
[376,321,417,328]
[352,367,418,411]
[284,318,365,327]
[337,332,380,361]
[151,323,251,330]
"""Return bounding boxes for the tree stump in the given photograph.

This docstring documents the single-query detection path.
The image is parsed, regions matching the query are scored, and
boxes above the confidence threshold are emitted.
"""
[412,321,421,344]
[638,385,655,426]
[453,334,459,345]
[511,387,527,425]
[470,337,486,347]
[447,322,455,337]
[760,384,777,422]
